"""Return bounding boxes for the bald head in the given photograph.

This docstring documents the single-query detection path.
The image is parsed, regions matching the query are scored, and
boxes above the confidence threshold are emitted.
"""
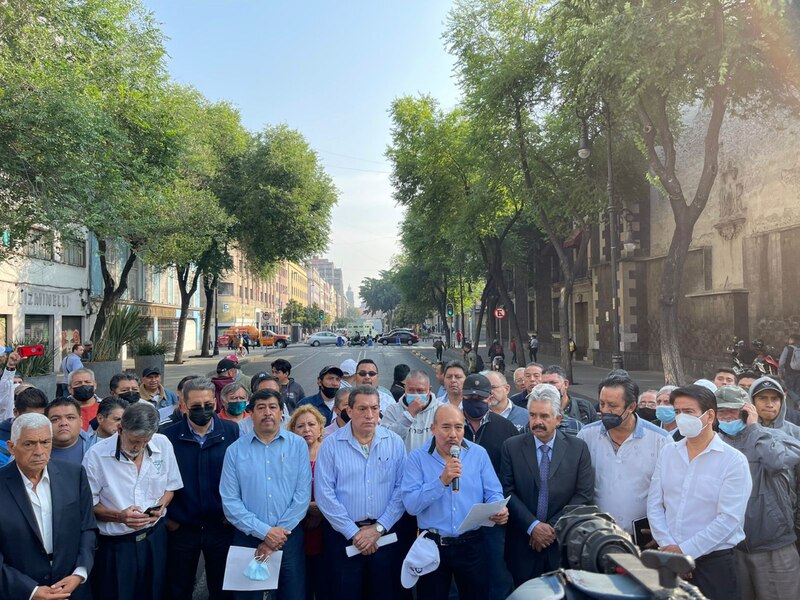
[434,403,463,424]
[431,403,465,456]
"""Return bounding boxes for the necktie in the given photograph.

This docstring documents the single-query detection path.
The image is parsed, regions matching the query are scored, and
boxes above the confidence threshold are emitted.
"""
[536,445,550,522]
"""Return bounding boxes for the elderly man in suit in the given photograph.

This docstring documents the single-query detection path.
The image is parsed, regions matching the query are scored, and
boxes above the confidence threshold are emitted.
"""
[500,383,595,587]
[0,412,97,600]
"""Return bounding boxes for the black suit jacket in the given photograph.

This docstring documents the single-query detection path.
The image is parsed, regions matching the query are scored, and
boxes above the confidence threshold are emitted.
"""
[500,430,594,580]
[0,459,97,600]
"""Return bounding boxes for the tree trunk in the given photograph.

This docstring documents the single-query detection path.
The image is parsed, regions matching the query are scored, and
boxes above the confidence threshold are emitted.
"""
[558,281,573,383]
[486,292,498,343]
[200,273,217,357]
[481,237,528,357]
[90,239,138,343]
[658,219,693,384]
[173,264,201,364]
[473,280,491,353]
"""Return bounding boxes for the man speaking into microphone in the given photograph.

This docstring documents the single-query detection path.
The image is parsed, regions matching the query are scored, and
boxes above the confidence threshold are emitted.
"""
[401,404,508,600]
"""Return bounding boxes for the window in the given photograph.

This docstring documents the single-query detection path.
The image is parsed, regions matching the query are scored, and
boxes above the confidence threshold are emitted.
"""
[552,298,561,332]
[218,282,234,296]
[24,234,55,261]
[61,238,86,267]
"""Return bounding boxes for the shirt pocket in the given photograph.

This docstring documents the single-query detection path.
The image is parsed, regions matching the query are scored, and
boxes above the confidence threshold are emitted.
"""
[694,475,722,503]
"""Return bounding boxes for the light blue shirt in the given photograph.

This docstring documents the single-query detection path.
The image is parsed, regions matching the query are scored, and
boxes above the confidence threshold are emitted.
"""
[528,435,556,535]
[401,439,503,537]
[220,428,311,540]
[189,418,214,446]
[314,424,406,540]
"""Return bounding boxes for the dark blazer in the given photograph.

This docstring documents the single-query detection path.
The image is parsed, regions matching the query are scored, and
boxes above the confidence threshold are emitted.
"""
[0,459,97,600]
[500,429,594,582]
[163,414,239,526]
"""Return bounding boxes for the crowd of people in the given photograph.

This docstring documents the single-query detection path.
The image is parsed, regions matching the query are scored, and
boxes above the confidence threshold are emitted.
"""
[2,343,800,600]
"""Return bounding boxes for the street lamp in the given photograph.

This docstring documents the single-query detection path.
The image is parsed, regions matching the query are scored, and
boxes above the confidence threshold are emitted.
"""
[578,101,624,370]
[212,284,219,356]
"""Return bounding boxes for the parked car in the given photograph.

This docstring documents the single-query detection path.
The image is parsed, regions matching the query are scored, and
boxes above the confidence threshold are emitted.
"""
[307,331,347,347]
[260,329,289,348]
[378,331,419,345]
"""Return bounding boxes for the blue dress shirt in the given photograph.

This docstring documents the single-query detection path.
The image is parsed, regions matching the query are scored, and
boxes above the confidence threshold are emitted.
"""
[401,438,504,537]
[220,428,311,540]
[528,435,556,534]
[314,424,406,540]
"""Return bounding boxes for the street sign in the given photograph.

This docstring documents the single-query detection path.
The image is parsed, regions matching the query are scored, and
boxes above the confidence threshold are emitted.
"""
[494,307,506,319]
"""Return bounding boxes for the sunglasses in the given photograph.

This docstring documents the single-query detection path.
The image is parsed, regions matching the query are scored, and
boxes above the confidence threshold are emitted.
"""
[357,371,378,377]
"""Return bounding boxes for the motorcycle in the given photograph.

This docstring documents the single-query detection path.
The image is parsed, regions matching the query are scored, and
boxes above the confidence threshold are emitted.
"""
[751,339,779,376]
[727,337,749,376]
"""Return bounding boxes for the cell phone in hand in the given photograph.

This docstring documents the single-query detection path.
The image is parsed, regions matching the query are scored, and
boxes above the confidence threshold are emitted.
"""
[18,345,44,358]
[144,504,162,516]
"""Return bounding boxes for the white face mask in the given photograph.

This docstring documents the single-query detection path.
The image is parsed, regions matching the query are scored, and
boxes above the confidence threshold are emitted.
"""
[675,410,709,438]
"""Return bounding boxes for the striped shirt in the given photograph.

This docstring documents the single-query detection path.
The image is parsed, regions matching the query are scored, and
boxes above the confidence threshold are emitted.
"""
[314,423,406,540]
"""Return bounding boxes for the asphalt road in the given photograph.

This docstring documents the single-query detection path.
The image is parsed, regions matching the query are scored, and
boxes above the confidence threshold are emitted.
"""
[172,343,436,600]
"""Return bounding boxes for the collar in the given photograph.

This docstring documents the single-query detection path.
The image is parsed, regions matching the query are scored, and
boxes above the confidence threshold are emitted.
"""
[534,435,556,451]
[427,437,470,455]
[187,416,215,437]
[465,412,492,429]
[248,426,288,446]
[113,433,154,462]
[599,413,646,439]
[338,423,390,444]
[18,466,49,489]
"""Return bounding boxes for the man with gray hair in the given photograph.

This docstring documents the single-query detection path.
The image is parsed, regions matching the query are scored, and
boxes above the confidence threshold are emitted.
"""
[382,369,438,452]
[83,402,183,600]
[529,384,584,437]
[500,383,594,585]
[68,367,103,432]
[0,412,97,600]
[485,370,529,431]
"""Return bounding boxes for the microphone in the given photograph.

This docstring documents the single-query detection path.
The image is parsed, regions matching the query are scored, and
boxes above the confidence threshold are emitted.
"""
[450,445,460,493]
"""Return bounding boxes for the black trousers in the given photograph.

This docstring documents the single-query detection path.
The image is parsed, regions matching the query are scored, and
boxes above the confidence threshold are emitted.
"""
[692,548,740,600]
[322,521,402,600]
[417,539,487,600]
[93,520,167,600]
[166,522,234,600]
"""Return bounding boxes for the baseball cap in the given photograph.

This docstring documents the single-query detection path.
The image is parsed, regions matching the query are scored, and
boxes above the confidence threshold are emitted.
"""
[224,354,240,364]
[216,358,238,373]
[339,359,357,377]
[462,373,491,398]
[401,532,440,589]
[142,367,161,378]
[319,365,344,380]
[250,371,273,392]
[715,385,749,410]
[694,379,718,393]
[750,377,785,401]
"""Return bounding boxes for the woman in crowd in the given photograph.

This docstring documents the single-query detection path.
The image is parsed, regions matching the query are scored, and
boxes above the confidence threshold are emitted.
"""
[288,405,327,600]
[219,382,250,424]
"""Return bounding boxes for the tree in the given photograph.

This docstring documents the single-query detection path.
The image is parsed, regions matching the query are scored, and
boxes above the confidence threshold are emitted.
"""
[548,0,800,382]
[360,272,402,330]
[282,300,305,326]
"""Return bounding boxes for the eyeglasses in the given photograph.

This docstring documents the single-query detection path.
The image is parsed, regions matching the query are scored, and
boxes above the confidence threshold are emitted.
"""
[357,371,378,377]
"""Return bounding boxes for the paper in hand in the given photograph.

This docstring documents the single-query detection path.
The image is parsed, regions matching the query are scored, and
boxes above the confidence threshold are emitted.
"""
[223,546,283,591]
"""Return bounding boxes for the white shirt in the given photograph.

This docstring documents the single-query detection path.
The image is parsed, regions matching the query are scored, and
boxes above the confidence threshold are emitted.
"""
[18,467,88,599]
[82,432,183,536]
[647,433,752,558]
[578,418,670,533]
[323,419,341,439]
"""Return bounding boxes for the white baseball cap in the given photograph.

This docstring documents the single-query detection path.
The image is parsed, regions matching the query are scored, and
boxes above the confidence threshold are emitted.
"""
[694,379,718,393]
[340,359,357,377]
[401,531,440,589]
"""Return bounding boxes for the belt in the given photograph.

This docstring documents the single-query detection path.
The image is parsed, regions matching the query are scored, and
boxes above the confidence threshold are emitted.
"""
[100,519,163,544]
[425,529,481,547]
[355,519,377,527]
[696,548,734,562]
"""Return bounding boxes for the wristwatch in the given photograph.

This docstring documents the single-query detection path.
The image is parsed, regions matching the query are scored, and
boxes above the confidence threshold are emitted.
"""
[375,523,386,535]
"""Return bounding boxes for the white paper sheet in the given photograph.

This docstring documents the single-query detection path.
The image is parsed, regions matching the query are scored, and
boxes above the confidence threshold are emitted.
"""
[457,496,511,533]
[222,546,283,591]
[345,532,398,557]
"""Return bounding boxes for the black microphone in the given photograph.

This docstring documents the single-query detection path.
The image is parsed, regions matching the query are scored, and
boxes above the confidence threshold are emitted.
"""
[450,445,460,493]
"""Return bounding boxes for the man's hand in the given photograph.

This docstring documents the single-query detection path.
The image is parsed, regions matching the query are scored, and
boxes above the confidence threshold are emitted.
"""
[31,585,71,599]
[118,506,151,530]
[406,396,426,417]
[264,527,291,551]
[489,507,509,525]
[255,542,272,561]
[741,403,759,426]
[659,544,683,554]
[145,506,164,524]
[5,351,22,370]
[439,456,462,487]
[529,522,556,551]
[50,575,83,594]
[353,524,382,553]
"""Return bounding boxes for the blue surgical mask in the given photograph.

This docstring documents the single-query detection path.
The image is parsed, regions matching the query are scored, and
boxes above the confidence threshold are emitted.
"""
[719,419,747,436]
[404,393,427,406]
[656,406,676,424]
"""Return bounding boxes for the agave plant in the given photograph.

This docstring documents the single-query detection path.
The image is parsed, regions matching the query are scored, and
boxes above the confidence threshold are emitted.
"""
[92,305,144,361]
[134,339,167,356]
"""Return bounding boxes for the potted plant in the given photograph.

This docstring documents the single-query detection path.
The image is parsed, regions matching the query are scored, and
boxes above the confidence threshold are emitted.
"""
[133,339,167,380]
[13,339,57,399]
[85,305,142,395]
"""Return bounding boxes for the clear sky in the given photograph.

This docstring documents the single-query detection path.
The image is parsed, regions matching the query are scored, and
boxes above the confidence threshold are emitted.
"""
[142,0,461,300]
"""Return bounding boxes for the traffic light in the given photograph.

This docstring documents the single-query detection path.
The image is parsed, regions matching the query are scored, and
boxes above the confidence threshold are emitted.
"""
[318,310,325,320]
[446,303,454,317]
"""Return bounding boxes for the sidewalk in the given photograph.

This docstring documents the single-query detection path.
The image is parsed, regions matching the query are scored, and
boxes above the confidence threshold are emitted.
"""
[121,352,263,390]
[413,345,665,403]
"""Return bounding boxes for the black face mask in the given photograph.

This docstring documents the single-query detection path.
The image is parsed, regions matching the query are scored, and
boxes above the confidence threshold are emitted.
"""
[321,385,339,399]
[636,407,657,423]
[463,398,489,420]
[601,407,630,431]
[339,408,351,424]
[188,406,215,427]
[73,385,95,402]
[118,391,140,404]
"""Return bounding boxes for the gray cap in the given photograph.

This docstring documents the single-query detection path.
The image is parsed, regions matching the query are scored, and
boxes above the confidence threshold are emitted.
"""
[715,385,749,410]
